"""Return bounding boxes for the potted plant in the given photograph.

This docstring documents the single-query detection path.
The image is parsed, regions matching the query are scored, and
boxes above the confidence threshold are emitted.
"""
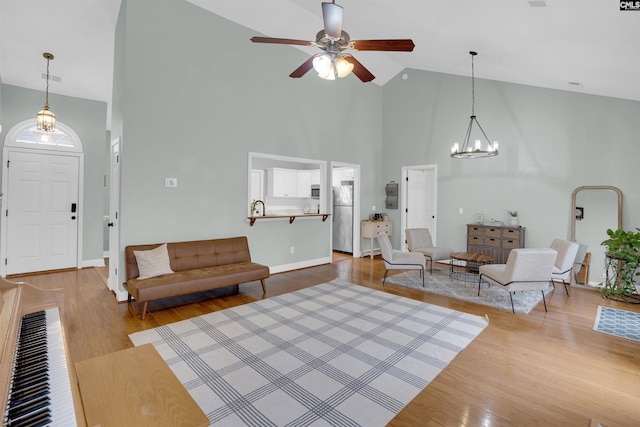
[600,228,640,302]
[506,210,518,226]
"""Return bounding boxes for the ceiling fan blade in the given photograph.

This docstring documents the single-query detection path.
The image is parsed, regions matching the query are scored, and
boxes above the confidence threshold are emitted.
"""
[351,39,415,52]
[289,56,318,79]
[322,2,343,39]
[343,55,375,83]
[251,36,314,47]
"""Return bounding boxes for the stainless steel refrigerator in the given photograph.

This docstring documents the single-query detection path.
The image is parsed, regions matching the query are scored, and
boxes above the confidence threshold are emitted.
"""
[332,185,353,253]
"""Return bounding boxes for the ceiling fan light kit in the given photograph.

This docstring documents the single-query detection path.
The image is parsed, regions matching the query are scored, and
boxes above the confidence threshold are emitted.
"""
[450,51,499,159]
[250,1,414,82]
[36,52,56,132]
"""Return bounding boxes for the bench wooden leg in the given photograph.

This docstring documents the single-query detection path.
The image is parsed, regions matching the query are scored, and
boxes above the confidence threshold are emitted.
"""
[141,302,149,320]
[260,279,266,294]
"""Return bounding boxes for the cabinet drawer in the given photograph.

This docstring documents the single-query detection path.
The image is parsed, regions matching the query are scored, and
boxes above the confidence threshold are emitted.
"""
[468,236,484,246]
[502,228,521,239]
[468,226,485,236]
[485,227,501,238]
[502,239,520,249]
[484,236,501,247]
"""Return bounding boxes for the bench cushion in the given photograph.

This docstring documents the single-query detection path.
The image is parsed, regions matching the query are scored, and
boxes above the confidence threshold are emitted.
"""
[126,261,270,302]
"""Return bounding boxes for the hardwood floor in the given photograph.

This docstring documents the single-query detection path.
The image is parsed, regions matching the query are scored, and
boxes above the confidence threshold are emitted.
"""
[11,256,640,427]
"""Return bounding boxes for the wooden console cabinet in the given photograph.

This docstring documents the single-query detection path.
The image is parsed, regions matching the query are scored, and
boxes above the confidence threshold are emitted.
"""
[362,220,392,259]
[467,224,525,264]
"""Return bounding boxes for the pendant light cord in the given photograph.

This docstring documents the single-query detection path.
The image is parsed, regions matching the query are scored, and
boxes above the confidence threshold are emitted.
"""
[45,57,50,107]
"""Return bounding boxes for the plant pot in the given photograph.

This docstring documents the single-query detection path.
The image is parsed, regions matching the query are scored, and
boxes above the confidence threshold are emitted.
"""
[510,217,519,226]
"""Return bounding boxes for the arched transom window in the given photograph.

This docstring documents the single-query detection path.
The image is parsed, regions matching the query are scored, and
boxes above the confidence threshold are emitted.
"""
[4,119,82,153]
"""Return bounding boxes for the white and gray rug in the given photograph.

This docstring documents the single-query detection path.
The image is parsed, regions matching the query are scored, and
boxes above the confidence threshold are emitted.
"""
[384,268,554,314]
[129,279,488,426]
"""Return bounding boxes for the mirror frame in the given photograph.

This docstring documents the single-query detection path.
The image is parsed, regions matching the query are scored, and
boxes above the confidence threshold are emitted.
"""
[571,185,623,241]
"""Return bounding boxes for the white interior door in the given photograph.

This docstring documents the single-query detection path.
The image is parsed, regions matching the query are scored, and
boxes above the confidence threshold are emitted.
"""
[402,166,438,250]
[5,151,79,274]
[108,138,121,291]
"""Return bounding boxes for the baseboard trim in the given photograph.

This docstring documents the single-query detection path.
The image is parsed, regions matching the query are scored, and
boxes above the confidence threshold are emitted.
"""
[82,258,105,268]
[269,257,332,274]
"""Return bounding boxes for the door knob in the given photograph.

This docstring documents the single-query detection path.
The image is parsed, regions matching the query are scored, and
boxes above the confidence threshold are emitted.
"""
[107,222,114,227]
[71,216,76,220]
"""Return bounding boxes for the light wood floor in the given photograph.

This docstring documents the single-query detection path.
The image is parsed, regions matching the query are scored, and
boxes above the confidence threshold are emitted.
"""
[11,255,640,427]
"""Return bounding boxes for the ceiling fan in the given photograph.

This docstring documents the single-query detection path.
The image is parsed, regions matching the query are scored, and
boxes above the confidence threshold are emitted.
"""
[250,1,415,82]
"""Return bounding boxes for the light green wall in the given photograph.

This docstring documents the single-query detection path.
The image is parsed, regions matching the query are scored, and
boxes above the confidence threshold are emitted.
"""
[0,84,108,264]
[382,69,640,281]
[113,0,383,289]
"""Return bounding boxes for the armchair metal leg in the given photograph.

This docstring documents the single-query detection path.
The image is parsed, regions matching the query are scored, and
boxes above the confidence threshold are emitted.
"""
[509,292,515,314]
[383,270,389,285]
[562,280,570,296]
[421,267,425,287]
[541,291,548,312]
[478,274,483,296]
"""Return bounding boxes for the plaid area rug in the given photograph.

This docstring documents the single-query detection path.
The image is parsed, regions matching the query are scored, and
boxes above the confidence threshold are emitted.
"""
[384,268,553,314]
[129,279,488,426]
[593,305,640,342]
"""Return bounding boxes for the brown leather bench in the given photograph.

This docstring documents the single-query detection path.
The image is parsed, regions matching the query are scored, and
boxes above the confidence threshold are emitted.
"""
[124,237,269,319]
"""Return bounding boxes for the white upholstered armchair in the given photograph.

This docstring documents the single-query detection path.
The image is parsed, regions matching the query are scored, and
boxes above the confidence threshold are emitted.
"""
[377,233,426,286]
[478,248,557,313]
[549,239,580,296]
[405,228,453,274]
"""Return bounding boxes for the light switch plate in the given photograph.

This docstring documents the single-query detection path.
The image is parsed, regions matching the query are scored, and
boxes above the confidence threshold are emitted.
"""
[165,178,177,188]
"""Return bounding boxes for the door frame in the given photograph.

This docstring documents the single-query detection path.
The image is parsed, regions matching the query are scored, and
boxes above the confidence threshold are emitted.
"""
[330,161,361,258]
[400,164,438,251]
[108,138,123,295]
[1,146,84,277]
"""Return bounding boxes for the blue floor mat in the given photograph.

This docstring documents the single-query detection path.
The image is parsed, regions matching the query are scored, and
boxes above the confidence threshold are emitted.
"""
[593,305,640,342]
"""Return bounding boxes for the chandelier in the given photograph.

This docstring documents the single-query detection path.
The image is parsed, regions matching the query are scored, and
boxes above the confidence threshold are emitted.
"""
[36,52,56,132]
[450,51,499,159]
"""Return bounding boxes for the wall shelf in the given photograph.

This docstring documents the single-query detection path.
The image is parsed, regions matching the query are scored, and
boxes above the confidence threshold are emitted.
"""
[248,213,330,226]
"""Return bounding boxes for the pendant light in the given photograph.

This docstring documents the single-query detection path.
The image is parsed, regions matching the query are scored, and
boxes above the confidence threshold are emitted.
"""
[450,51,499,159]
[36,52,56,132]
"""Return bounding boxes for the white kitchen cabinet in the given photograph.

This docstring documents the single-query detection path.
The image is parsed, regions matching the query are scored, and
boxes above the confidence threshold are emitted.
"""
[297,171,311,198]
[268,168,298,197]
[268,168,316,198]
[310,170,321,185]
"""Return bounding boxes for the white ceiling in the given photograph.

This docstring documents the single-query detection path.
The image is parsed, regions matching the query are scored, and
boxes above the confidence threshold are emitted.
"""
[1,0,639,130]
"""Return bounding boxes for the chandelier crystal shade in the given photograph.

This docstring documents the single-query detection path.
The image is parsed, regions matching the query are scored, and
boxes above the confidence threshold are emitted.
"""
[36,52,56,132]
[450,51,499,159]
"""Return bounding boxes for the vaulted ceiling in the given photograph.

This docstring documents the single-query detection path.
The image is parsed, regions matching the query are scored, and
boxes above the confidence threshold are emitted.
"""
[1,0,638,129]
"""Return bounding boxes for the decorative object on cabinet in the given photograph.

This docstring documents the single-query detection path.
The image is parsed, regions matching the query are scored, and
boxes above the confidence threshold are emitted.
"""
[506,210,518,226]
[474,213,484,224]
[450,51,499,159]
[467,223,525,264]
[362,220,392,259]
[479,248,557,313]
[385,181,398,209]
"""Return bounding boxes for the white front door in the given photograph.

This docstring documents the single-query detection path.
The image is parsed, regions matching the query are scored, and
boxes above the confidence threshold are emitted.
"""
[402,166,438,250]
[5,151,79,274]
[108,138,121,291]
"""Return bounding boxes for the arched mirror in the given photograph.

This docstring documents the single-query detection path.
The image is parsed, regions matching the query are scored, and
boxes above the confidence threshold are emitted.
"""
[571,186,623,286]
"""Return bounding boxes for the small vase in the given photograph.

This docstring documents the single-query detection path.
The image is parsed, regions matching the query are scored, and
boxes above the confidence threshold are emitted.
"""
[510,217,519,226]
